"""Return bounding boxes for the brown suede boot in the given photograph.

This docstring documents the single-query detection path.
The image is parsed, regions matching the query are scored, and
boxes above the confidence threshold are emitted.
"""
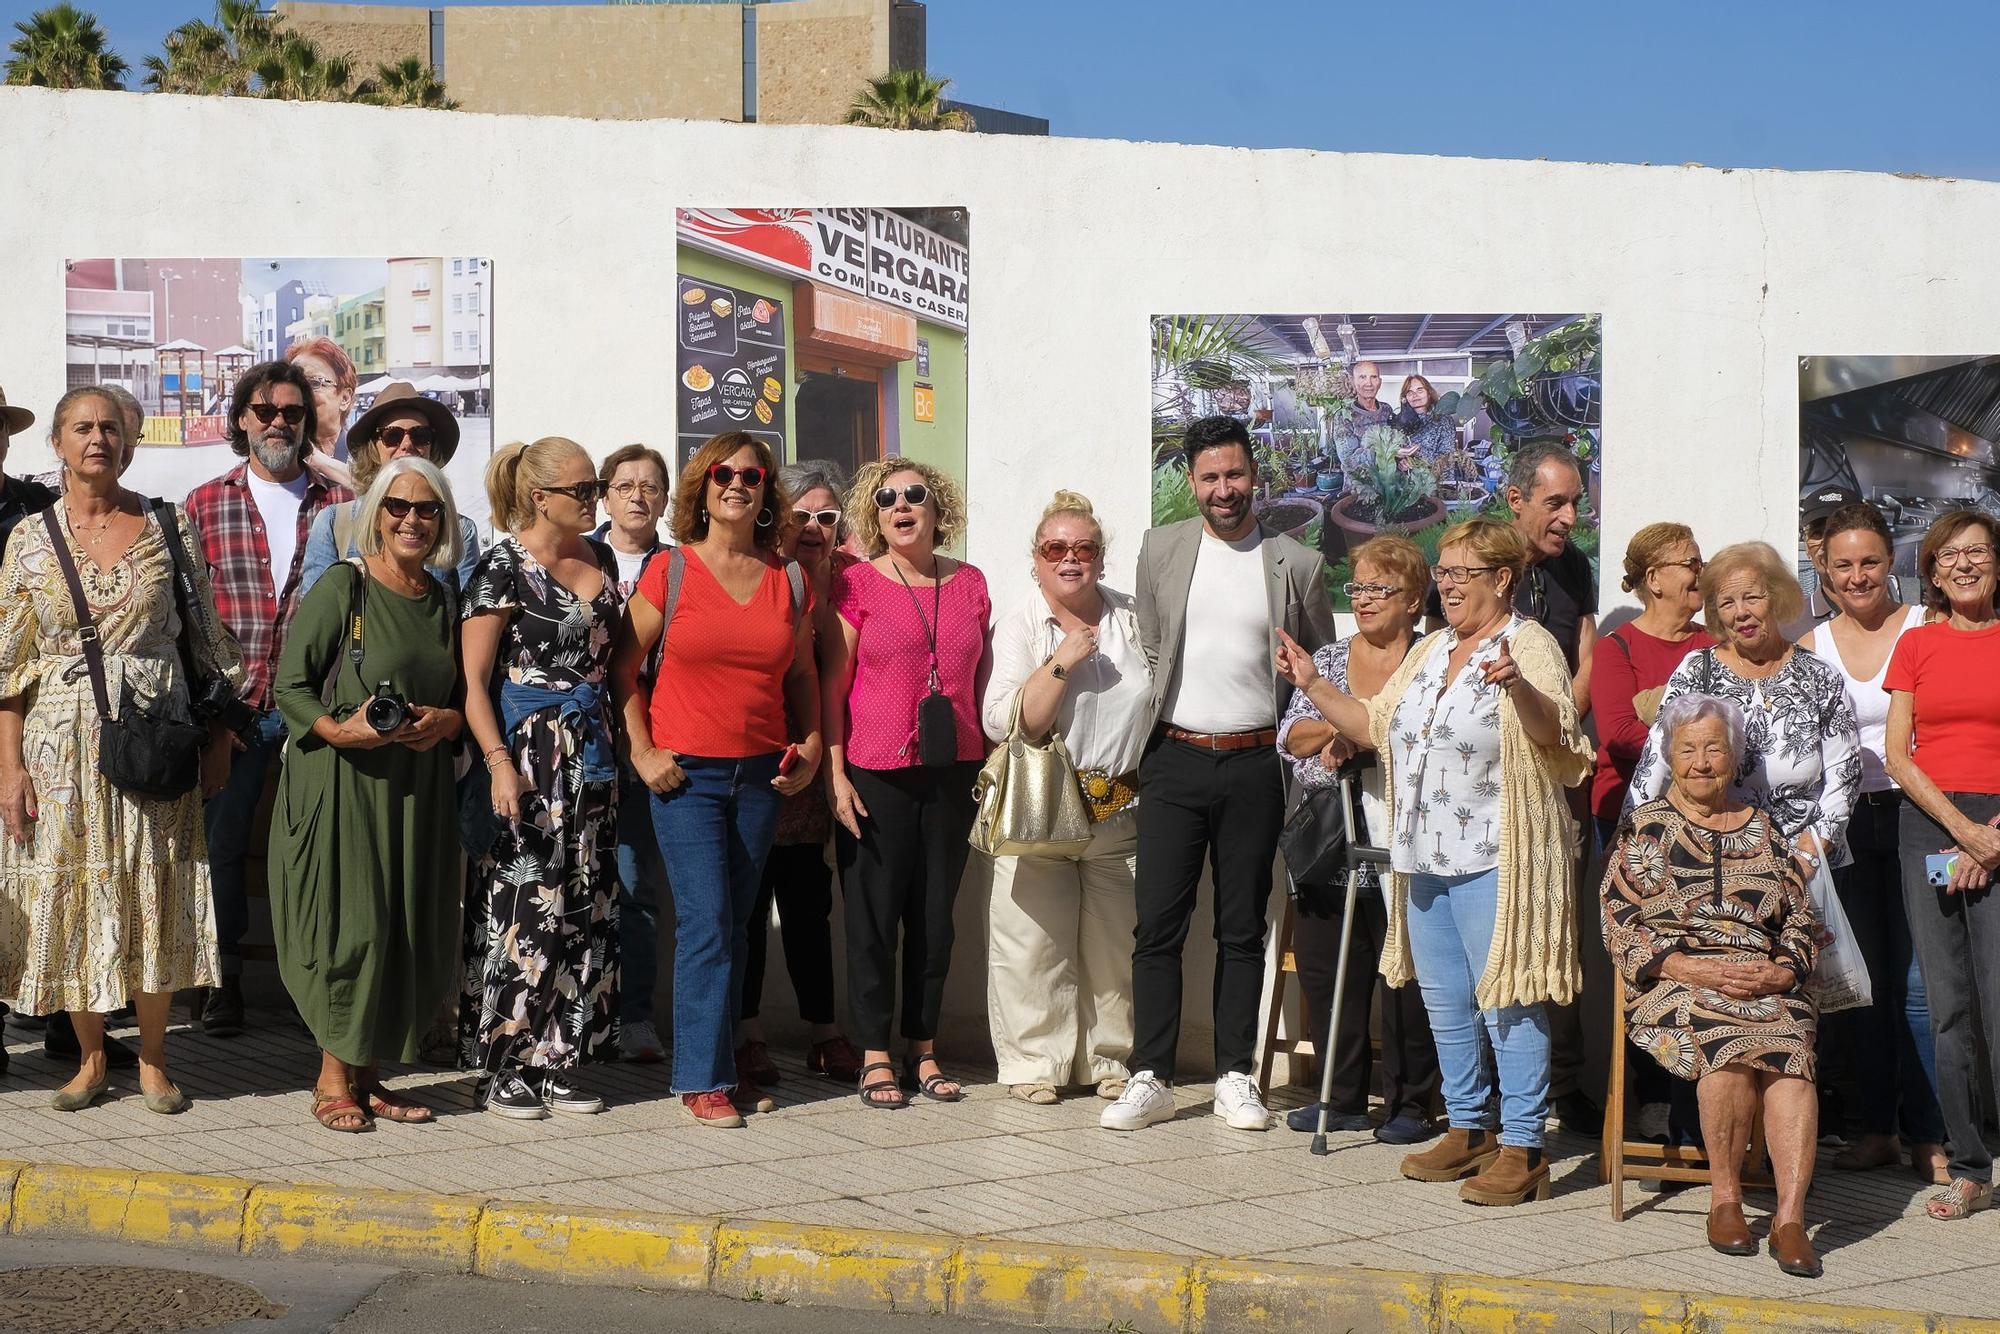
[1400,1126,1500,1183]
[1459,1145,1551,1206]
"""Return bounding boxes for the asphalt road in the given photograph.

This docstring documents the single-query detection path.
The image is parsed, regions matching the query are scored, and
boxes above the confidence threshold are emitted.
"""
[0,1235,1068,1334]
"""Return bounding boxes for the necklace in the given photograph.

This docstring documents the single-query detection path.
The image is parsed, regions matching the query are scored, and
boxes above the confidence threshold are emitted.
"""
[64,504,121,547]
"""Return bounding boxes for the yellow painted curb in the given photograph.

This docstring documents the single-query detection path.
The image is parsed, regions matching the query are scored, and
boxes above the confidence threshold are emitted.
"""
[475,1202,714,1289]
[1438,1275,1685,1333]
[1193,1257,1435,1333]
[242,1182,482,1270]
[0,1159,27,1232]
[955,1239,1191,1330]
[712,1219,956,1313]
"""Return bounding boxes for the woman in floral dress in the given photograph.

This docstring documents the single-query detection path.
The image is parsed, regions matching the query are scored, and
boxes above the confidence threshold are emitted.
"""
[459,437,623,1120]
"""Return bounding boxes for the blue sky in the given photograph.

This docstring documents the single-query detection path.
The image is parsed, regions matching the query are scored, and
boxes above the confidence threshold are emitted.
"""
[29,0,2000,180]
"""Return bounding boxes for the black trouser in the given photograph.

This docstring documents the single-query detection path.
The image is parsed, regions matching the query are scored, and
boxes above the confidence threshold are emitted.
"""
[836,762,980,1052]
[1293,880,1440,1119]
[1130,735,1284,1083]
[743,841,838,1026]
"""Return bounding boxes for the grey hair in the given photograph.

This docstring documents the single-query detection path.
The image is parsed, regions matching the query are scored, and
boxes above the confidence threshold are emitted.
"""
[356,456,463,569]
[778,458,850,503]
[1505,441,1584,499]
[1658,692,1748,771]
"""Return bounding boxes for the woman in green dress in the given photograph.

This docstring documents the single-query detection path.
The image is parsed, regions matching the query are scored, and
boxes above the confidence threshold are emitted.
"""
[269,457,466,1132]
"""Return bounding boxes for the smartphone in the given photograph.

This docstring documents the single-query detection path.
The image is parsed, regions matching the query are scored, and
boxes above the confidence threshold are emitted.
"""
[1926,853,1959,887]
[778,743,801,775]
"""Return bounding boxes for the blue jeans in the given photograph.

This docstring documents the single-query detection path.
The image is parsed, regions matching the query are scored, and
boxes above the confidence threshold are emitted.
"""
[203,707,287,979]
[615,775,668,1025]
[1405,868,1551,1149]
[649,753,783,1094]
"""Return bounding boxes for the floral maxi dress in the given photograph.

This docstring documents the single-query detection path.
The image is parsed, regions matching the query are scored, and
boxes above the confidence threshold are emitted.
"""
[458,537,623,1075]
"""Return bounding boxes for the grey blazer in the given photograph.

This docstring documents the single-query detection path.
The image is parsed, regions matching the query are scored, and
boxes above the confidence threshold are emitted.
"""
[1134,517,1340,730]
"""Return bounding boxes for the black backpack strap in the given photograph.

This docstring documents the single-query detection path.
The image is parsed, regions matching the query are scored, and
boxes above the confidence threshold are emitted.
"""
[323,557,368,709]
[148,500,210,703]
[40,507,113,721]
[640,547,686,686]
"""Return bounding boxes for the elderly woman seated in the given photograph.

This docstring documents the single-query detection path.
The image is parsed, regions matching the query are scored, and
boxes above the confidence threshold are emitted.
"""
[1600,693,1825,1280]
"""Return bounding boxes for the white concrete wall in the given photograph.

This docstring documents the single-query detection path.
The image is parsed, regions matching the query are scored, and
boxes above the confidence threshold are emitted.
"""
[5,87,1999,1073]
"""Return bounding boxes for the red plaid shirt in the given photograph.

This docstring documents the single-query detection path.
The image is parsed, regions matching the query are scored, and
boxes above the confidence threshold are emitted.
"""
[185,462,352,710]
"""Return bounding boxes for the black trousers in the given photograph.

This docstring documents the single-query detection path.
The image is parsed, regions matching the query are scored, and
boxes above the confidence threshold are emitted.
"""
[836,762,980,1051]
[1130,735,1284,1083]
[1293,882,1441,1119]
[743,841,839,1026]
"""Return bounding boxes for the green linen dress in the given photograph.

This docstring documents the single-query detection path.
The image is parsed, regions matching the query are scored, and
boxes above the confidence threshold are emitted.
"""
[268,561,462,1067]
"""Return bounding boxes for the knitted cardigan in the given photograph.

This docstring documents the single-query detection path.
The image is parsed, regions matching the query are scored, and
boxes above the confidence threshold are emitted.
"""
[1367,618,1593,1010]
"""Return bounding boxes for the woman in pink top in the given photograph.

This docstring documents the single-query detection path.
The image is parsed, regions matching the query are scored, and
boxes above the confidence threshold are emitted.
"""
[823,459,991,1109]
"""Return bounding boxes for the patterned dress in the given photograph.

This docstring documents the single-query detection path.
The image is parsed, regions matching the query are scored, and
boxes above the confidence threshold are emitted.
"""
[1385,617,1516,876]
[1602,798,1820,1080]
[458,537,623,1075]
[0,506,244,1014]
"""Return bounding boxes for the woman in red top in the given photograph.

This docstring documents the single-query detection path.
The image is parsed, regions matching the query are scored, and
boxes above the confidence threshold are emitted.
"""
[1883,510,2000,1219]
[611,432,821,1129]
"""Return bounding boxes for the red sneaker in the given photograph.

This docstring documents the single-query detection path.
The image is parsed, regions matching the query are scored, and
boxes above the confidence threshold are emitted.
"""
[731,1080,776,1114]
[682,1089,745,1128]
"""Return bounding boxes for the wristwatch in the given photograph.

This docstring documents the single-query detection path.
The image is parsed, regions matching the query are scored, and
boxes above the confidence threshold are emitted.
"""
[1048,660,1068,681]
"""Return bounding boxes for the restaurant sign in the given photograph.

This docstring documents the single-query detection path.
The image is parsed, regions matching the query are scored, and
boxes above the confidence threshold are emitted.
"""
[677,274,787,466]
[677,209,968,331]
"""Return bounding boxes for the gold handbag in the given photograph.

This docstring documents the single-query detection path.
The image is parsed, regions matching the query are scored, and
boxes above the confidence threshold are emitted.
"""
[969,691,1094,859]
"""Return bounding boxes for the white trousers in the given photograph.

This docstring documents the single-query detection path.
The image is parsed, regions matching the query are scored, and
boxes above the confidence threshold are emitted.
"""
[985,812,1138,1086]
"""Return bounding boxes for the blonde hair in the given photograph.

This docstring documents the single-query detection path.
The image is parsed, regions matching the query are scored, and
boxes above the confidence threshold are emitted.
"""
[846,458,967,557]
[356,457,463,569]
[486,436,588,534]
[1699,541,1805,639]
[1436,517,1528,600]
[1621,522,1695,600]
[1032,489,1104,553]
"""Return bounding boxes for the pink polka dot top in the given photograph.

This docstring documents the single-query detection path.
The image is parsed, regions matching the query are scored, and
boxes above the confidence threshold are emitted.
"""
[832,558,992,770]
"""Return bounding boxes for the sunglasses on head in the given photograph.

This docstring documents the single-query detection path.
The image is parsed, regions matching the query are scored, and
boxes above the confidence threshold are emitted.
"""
[540,480,606,504]
[247,402,306,426]
[1037,539,1100,563]
[708,463,767,489]
[794,508,840,528]
[377,424,435,450]
[874,483,930,509]
[381,497,444,522]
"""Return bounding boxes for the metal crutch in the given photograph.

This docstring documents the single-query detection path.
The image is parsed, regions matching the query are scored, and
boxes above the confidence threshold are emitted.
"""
[1309,758,1390,1156]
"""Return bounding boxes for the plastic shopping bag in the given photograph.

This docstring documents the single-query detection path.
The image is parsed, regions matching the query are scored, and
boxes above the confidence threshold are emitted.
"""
[1802,857,1873,1014]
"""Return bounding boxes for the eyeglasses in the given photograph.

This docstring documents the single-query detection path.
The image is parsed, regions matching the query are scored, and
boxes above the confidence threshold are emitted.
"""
[1653,556,1703,574]
[1037,539,1101,563]
[376,425,435,451]
[708,463,766,489]
[539,480,606,504]
[793,508,840,528]
[875,483,930,509]
[1342,582,1401,601]
[303,375,339,393]
[1432,564,1501,586]
[1934,543,1996,567]
[381,497,444,522]
[610,481,664,499]
[247,402,306,426]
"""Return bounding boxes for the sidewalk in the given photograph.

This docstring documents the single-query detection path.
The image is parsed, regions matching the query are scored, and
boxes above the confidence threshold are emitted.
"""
[1,1012,1993,1327]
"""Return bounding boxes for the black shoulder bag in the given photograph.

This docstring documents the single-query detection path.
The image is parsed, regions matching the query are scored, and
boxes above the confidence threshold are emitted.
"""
[42,505,206,801]
[893,561,958,768]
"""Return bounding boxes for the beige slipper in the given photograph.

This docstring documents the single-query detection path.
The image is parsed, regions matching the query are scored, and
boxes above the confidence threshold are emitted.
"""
[1009,1082,1059,1105]
[1096,1077,1128,1100]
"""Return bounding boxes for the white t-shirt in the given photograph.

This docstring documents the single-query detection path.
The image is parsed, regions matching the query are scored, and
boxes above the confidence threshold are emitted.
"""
[245,468,312,599]
[1163,528,1274,732]
[611,545,650,594]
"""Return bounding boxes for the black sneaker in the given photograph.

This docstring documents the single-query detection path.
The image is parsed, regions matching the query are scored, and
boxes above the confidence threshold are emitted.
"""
[535,1072,605,1116]
[484,1072,547,1120]
[1286,1103,1370,1133]
[1554,1089,1603,1137]
[1374,1113,1436,1145]
[201,978,246,1038]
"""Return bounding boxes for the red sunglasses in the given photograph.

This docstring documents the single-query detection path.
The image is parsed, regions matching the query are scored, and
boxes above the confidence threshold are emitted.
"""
[708,463,766,488]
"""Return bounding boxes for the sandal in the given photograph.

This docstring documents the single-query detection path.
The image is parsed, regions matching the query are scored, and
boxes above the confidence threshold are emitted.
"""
[1008,1082,1058,1105]
[856,1061,906,1110]
[903,1054,965,1104]
[311,1089,374,1134]
[1911,1143,1952,1186]
[1925,1178,1994,1220]
[360,1085,435,1124]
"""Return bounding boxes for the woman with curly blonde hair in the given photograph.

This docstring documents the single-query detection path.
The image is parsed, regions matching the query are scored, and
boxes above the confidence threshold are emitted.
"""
[822,457,991,1108]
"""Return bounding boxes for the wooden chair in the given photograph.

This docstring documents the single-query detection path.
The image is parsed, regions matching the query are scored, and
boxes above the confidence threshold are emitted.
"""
[1600,993,1770,1219]
[1257,895,1316,1095]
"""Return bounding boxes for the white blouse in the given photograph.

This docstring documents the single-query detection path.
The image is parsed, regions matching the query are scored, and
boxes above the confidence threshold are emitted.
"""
[1386,616,1519,877]
[981,584,1154,777]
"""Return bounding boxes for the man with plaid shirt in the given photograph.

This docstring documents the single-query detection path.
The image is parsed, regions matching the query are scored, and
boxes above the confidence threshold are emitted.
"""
[185,361,352,1036]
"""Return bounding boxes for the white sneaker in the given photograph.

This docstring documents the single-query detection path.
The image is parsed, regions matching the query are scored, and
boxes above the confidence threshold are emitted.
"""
[1099,1071,1175,1131]
[620,1020,665,1064]
[1211,1072,1271,1131]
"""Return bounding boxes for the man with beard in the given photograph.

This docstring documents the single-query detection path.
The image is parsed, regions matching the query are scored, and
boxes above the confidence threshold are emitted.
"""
[1103,415,1338,1133]
[185,361,354,1037]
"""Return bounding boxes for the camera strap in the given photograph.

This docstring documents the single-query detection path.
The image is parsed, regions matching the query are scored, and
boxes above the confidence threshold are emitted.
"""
[329,557,457,711]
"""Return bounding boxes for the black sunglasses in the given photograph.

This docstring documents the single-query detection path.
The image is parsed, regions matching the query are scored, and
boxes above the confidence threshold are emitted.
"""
[540,480,606,504]
[377,424,435,450]
[247,402,307,426]
[793,508,840,528]
[874,483,930,509]
[381,497,444,521]
[709,463,767,489]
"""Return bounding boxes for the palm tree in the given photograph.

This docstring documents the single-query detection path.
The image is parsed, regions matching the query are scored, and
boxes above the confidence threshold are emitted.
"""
[141,2,280,97]
[5,4,128,90]
[253,34,352,102]
[354,55,456,109]
[844,69,971,132]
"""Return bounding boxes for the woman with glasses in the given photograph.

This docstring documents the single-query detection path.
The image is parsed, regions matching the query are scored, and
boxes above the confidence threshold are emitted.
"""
[284,336,359,491]
[1271,534,1440,1143]
[611,433,822,1128]
[977,490,1151,1107]
[458,437,624,1120]
[731,460,864,1090]
[823,459,990,1110]
[298,382,481,596]
[1275,517,1592,1207]
[268,457,465,1132]
[1882,511,2000,1220]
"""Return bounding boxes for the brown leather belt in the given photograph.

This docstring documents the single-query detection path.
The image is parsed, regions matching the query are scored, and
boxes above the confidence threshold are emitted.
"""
[1160,724,1279,752]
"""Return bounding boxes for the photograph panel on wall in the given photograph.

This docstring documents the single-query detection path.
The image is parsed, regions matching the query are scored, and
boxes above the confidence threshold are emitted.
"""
[63,256,495,528]
[1798,355,2000,618]
[674,208,969,498]
[1151,312,1602,612]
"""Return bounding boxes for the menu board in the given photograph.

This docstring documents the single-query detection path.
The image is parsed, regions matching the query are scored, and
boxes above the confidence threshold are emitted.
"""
[677,274,786,466]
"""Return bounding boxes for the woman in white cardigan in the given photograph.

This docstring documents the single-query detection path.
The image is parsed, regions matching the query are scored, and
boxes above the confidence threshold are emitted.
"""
[979,491,1154,1106]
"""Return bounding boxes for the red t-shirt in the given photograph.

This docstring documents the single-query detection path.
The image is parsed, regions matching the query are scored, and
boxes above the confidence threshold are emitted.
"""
[1883,620,2000,795]
[637,549,807,758]
[1591,623,1715,819]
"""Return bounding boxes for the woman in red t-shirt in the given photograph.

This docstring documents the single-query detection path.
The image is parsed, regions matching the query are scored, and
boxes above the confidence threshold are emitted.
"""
[610,432,821,1129]
[1883,510,2000,1220]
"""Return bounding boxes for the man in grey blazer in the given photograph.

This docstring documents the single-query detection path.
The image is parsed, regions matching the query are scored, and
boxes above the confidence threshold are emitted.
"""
[1102,416,1339,1133]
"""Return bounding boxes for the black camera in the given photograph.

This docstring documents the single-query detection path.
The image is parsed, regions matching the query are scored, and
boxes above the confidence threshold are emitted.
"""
[191,675,261,743]
[364,682,411,735]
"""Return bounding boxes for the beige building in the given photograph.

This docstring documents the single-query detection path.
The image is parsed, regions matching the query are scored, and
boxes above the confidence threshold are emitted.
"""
[274,0,1042,129]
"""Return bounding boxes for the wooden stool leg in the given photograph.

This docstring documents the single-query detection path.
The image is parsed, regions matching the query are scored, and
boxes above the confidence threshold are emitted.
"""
[1257,897,1297,1095]
[1606,994,1627,1219]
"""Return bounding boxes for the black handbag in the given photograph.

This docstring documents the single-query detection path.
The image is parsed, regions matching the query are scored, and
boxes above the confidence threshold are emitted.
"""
[1279,755,1373,892]
[894,560,959,769]
[43,505,206,801]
